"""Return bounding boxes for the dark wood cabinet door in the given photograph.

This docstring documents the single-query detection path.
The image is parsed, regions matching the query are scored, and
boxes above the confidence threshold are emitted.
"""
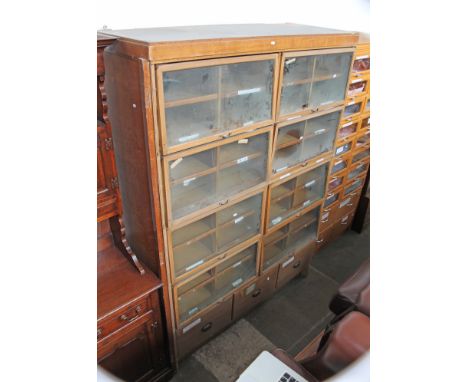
[98,313,164,382]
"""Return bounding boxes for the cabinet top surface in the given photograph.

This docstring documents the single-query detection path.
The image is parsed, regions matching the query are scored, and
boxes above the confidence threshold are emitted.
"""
[100,23,357,44]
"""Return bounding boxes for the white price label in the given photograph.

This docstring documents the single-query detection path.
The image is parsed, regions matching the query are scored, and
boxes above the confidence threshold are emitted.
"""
[232,278,243,288]
[314,128,326,135]
[237,156,249,164]
[234,216,244,224]
[243,120,254,126]
[238,87,261,96]
[238,138,249,144]
[170,157,183,169]
[183,177,196,186]
[303,200,311,207]
[285,58,296,65]
[316,158,325,163]
[271,217,282,225]
[185,259,204,271]
[282,256,295,268]
[233,261,243,268]
[305,180,316,188]
[182,317,201,333]
[279,173,291,180]
[336,146,344,154]
[245,283,257,295]
[178,133,199,143]
[339,198,351,208]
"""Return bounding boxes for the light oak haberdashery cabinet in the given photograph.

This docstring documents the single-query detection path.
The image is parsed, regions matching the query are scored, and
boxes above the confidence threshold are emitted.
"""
[317,33,370,249]
[103,24,364,361]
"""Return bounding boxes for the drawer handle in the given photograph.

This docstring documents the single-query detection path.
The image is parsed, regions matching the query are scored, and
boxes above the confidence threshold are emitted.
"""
[316,239,324,243]
[252,289,262,298]
[341,221,349,225]
[201,322,213,332]
[219,199,229,206]
[97,328,102,338]
[301,161,308,167]
[120,305,142,323]
[321,218,329,223]
[293,261,301,269]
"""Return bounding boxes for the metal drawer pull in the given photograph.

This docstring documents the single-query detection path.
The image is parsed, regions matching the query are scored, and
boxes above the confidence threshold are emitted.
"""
[219,199,229,206]
[201,322,213,332]
[316,239,324,243]
[293,261,301,269]
[119,305,142,322]
[97,328,102,338]
[252,289,262,298]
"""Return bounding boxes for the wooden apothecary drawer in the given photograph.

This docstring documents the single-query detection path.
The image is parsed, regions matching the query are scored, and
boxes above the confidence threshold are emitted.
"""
[164,127,271,224]
[97,295,151,341]
[354,129,370,150]
[267,162,328,230]
[330,153,352,175]
[334,189,362,220]
[263,206,320,271]
[316,212,355,250]
[276,242,312,289]
[319,203,339,232]
[272,108,340,177]
[277,48,354,120]
[327,170,346,193]
[336,119,359,145]
[347,75,370,98]
[156,54,278,154]
[176,296,233,360]
[346,161,369,184]
[334,140,353,158]
[233,266,278,320]
[174,240,258,326]
[341,95,366,122]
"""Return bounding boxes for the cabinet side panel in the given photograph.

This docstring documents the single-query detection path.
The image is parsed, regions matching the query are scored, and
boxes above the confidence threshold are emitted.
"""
[104,49,159,274]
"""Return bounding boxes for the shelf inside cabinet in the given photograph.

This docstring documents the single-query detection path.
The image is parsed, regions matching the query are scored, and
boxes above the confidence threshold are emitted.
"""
[172,219,215,248]
[174,240,215,275]
[217,166,264,195]
[170,155,216,184]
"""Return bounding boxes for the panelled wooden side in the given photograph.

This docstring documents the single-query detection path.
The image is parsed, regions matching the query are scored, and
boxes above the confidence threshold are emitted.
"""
[104,47,177,367]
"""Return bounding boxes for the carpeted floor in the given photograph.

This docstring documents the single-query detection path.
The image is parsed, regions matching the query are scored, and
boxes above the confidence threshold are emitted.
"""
[170,219,369,382]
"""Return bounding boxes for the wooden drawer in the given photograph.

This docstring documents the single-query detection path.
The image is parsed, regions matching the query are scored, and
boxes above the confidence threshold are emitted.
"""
[316,212,354,250]
[276,242,312,289]
[334,190,362,221]
[98,295,151,341]
[319,203,339,232]
[176,296,233,360]
[98,310,166,381]
[233,266,278,321]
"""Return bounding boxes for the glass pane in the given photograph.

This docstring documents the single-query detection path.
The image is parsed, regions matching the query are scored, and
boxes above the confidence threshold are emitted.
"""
[273,111,339,174]
[162,59,274,148]
[361,116,370,130]
[352,56,370,73]
[343,101,363,119]
[328,174,344,191]
[310,53,353,109]
[270,165,327,228]
[355,131,370,148]
[280,56,315,116]
[324,192,339,208]
[172,215,216,278]
[217,134,268,199]
[168,132,268,220]
[263,207,319,270]
[352,148,370,163]
[216,193,262,253]
[220,60,274,129]
[344,177,364,195]
[301,111,340,160]
[279,53,352,117]
[335,141,353,156]
[331,157,348,174]
[171,193,262,278]
[177,243,257,323]
[347,78,368,97]
[347,162,368,180]
[337,120,358,141]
